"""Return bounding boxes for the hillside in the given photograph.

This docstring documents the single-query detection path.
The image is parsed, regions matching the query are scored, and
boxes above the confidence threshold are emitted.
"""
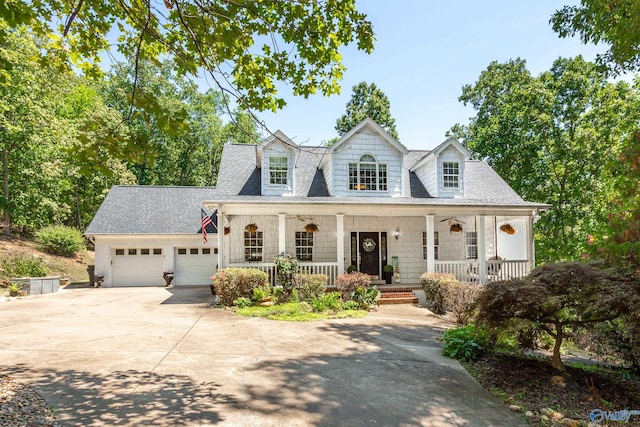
[0,236,94,284]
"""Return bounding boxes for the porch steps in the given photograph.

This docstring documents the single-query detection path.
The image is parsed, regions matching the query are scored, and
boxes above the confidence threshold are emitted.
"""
[377,286,421,305]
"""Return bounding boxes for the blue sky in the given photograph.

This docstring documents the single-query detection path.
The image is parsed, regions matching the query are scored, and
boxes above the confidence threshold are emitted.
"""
[249,1,605,150]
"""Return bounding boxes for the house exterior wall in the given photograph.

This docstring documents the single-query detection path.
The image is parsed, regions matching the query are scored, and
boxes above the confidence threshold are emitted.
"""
[330,129,404,197]
[437,145,465,198]
[413,155,437,197]
[94,235,217,287]
[261,140,295,196]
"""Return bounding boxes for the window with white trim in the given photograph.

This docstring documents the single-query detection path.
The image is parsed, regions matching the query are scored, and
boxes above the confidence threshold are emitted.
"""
[295,231,313,261]
[466,231,478,259]
[422,231,439,260]
[349,154,387,191]
[269,156,288,185]
[244,231,263,262]
[443,161,460,188]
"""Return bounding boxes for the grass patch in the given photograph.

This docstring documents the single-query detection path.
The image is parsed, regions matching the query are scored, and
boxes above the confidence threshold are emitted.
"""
[235,302,367,321]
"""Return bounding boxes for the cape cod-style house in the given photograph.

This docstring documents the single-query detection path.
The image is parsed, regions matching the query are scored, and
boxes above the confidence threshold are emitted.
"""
[86,118,549,287]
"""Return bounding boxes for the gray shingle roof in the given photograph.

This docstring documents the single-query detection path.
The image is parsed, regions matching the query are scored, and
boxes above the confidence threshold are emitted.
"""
[85,186,221,235]
[87,143,548,235]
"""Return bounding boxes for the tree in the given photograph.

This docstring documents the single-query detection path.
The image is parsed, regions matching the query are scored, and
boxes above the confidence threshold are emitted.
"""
[551,1,640,74]
[475,262,639,371]
[2,0,374,114]
[455,56,640,262]
[102,59,259,186]
[334,81,399,140]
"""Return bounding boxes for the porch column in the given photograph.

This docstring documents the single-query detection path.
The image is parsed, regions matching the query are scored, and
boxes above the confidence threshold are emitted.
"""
[336,214,345,274]
[527,214,535,271]
[425,215,435,273]
[217,205,224,270]
[278,213,286,254]
[477,216,487,283]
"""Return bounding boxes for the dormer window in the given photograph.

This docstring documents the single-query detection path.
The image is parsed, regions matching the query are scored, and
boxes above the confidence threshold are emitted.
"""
[269,156,288,185]
[349,155,387,191]
[443,162,460,188]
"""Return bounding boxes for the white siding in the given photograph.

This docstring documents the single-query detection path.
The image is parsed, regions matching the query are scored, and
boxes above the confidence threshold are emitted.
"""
[413,155,437,197]
[331,129,404,197]
[437,145,465,198]
[261,141,295,196]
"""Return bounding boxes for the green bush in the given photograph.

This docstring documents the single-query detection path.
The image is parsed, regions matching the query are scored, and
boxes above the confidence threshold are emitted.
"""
[233,297,253,308]
[35,225,84,257]
[420,272,457,315]
[211,268,268,305]
[341,300,359,310]
[274,253,299,302]
[349,286,381,310]
[1,256,48,278]
[335,272,371,298]
[252,285,273,301]
[310,291,342,312]
[295,274,328,301]
[440,325,489,362]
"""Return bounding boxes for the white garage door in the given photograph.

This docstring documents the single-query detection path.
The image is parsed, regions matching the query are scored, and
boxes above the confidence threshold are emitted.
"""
[112,248,165,286]
[174,247,217,286]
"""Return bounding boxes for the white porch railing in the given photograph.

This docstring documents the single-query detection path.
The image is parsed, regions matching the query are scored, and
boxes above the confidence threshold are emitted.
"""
[226,262,339,286]
[435,260,532,284]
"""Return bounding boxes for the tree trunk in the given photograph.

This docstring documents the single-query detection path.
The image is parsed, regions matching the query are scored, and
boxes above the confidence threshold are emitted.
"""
[2,146,10,236]
[551,323,566,372]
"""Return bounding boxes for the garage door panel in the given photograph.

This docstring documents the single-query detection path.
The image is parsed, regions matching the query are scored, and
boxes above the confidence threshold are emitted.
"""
[175,248,217,286]
[112,248,164,286]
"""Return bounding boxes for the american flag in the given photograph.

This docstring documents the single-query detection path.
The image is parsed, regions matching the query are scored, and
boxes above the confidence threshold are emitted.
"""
[201,208,213,243]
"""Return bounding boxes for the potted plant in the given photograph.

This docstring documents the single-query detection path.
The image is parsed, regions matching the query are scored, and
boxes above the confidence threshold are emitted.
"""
[253,285,275,306]
[7,282,22,297]
[244,223,258,232]
[346,265,357,274]
[304,223,319,233]
[500,223,516,235]
[382,265,394,284]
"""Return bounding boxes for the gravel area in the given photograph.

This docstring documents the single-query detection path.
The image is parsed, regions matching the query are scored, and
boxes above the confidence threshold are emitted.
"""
[0,375,59,426]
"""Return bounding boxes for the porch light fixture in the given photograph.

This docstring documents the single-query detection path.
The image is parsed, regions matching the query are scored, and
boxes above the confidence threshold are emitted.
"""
[394,227,400,240]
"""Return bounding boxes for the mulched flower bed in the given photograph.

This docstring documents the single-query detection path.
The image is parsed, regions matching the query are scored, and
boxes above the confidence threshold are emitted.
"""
[466,352,640,426]
[0,375,59,426]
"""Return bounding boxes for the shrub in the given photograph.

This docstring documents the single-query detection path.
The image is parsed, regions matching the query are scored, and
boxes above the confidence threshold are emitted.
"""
[349,286,381,310]
[341,300,359,310]
[252,285,273,301]
[233,297,252,308]
[211,268,268,305]
[295,274,328,301]
[440,325,489,362]
[335,272,370,298]
[310,291,342,312]
[1,256,48,278]
[35,225,84,257]
[274,253,299,302]
[446,282,482,325]
[420,272,456,315]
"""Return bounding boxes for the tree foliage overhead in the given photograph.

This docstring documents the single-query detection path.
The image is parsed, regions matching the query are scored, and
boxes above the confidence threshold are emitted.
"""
[454,56,640,263]
[551,1,640,74]
[1,0,375,113]
[334,81,399,140]
[476,262,639,372]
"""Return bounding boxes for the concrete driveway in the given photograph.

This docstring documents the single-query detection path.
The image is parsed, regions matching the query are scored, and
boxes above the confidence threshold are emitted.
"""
[0,287,523,426]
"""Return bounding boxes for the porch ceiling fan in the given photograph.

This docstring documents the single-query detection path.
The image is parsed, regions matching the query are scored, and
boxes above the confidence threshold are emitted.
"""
[440,217,465,233]
[439,217,466,225]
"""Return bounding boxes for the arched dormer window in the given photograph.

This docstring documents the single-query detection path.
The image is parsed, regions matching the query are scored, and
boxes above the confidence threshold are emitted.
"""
[349,154,387,191]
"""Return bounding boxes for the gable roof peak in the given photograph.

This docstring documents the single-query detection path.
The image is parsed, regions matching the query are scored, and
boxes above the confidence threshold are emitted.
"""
[328,117,408,155]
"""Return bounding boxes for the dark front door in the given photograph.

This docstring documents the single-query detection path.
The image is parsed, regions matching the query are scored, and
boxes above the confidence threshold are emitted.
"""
[359,232,380,277]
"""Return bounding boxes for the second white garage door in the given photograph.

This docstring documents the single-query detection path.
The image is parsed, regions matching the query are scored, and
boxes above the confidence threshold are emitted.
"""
[174,247,218,286]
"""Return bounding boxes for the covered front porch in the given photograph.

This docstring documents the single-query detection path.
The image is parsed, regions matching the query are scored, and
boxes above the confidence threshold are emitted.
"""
[204,198,540,285]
